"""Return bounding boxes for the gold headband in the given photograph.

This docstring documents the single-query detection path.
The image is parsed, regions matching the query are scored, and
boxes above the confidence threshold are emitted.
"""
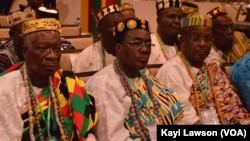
[22,18,61,35]
[8,8,36,27]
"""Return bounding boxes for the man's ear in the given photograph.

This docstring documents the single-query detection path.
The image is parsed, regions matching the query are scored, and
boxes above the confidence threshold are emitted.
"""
[115,43,122,56]
[22,45,29,59]
[178,34,185,51]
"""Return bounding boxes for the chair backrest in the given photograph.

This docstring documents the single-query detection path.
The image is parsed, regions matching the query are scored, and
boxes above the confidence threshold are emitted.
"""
[0,28,10,39]
[65,34,93,50]
[147,64,162,76]
[0,15,9,27]
[61,25,81,37]
[60,49,82,71]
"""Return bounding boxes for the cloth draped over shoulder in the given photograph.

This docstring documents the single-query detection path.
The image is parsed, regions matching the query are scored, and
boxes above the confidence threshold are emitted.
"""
[125,74,183,140]
[192,62,250,124]
[20,69,98,140]
[86,64,183,141]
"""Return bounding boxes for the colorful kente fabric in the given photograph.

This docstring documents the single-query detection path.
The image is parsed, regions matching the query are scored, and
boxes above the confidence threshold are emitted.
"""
[215,31,250,64]
[22,69,98,140]
[0,62,23,76]
[190,62,250,125]
[124,73,183,140]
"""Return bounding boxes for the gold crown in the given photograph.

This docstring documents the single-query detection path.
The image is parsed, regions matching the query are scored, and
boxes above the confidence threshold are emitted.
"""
[181,13,212,28]
[8,8,36,27]
[181,2,199,16]
[95,4,120,22]
[22,18,61,35]
[156,0,183,14]
[119,3,134,12]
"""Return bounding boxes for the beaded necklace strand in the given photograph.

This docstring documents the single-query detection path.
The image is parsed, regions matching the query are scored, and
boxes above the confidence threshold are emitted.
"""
[113,59,163,140]
[21,64,69,140]
[178,52,223,124]
[155,33,178,60]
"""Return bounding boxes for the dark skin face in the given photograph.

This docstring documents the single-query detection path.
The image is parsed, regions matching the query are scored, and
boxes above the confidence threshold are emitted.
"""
[10,23,24,61]
[99,12,124,55]
[115,29,151,78]
[212,15,234,52]
[180,26,213,68]
[157,7,184,45]
[23,31,61,88]
[27,0,43,10]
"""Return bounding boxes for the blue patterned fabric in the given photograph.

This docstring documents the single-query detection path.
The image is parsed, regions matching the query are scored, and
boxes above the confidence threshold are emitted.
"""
[231,53,250,112]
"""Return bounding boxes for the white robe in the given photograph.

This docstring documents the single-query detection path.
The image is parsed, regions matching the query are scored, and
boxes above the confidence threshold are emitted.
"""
[70,41,115,73]
[148,33,178,64]
[86,64,133,141]
[0,70,28,140]
[155,55,200,124]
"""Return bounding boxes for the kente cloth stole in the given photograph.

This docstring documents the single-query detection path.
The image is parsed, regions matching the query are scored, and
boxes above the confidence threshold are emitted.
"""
[230,32,249,63]
[125,76,183,140]
[22,69,98,140]
[52,70,98,140]
[0,61,23,76]
[190,62,250,124]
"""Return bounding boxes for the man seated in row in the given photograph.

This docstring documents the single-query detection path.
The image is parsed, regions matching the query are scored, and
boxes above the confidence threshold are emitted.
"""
[70,4,125,73]
[156,13,250,125]
[86,17,183,140]
[206,6,250,77]
[0,18,98,140]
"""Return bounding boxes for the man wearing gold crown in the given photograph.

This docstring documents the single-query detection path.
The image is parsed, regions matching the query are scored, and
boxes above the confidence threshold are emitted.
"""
[70,4,124,73]
[86,17,183,141]
[156,13,250,125]
[205,6,250,77]
[0,18,98,140]
[0,8,36,75]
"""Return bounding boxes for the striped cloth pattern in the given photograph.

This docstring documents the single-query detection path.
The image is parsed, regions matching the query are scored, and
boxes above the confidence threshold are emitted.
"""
[229,31,250,63]
[125,73,183,140]
[181,13,212,28]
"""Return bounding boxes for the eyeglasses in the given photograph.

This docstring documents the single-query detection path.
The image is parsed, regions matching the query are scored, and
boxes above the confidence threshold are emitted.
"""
[190,36,214,43]
[120,40,155,49]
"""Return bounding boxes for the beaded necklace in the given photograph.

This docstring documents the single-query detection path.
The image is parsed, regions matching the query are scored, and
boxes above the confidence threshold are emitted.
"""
[113,59,163,140]
[178,52,223,124]
[155,33,178,60]
[21,64,69,141]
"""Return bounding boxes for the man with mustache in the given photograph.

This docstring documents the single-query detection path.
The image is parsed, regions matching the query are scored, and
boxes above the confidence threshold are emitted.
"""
[86,17,183,141]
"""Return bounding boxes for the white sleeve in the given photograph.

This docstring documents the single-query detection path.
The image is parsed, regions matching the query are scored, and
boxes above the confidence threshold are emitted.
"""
[156,61,200,124]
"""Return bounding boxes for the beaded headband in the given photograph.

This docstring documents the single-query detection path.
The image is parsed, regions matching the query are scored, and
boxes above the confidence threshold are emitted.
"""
[206,6,227,19]
[156,0,183,14]
[119,3,135,12]
[8,8,36,27]
[22,18,61,35]
[181,1,199,16]
[95,4,120,23]
[181,13,212,28]
[113,18,151,37]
